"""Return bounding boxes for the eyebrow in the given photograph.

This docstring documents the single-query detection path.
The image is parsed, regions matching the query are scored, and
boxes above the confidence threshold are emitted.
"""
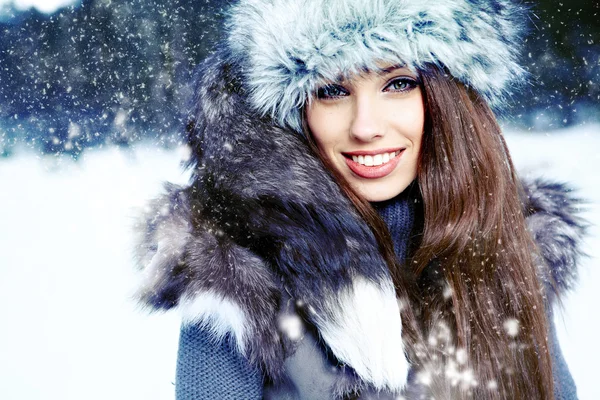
[375,64,406,75]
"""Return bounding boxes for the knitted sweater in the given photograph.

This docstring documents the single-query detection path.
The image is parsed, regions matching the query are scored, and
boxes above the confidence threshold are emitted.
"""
[175,188,578,399]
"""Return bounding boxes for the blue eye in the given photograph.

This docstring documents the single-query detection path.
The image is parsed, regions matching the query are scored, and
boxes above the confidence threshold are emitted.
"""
[316,84,348,99]
[385,77,419,92]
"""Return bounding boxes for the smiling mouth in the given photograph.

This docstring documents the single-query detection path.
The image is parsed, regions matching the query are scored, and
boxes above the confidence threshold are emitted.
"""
[342,149,405,179]
[344,151,401,167]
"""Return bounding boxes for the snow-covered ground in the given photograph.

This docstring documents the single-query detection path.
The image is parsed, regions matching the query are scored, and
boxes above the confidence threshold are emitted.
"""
[0,125,598,399]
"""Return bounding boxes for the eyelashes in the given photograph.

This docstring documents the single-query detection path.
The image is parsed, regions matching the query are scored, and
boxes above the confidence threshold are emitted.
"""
[386,77,420,92]
[316,84,348,99]
[315,76,420,100]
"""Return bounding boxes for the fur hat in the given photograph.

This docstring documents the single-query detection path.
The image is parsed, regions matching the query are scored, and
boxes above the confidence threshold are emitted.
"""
[226,0,527,132]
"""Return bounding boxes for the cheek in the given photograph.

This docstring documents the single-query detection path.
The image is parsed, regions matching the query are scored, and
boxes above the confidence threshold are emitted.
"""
[306,105,341,155]
[387,97,425,178]
[305,106,323,143]
[400,100,425,148]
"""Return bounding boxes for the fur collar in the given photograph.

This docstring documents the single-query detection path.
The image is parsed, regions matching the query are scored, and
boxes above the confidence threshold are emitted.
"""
[133,48,586,393]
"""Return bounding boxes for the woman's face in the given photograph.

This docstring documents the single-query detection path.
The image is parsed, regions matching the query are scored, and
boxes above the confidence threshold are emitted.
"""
[306,65,425,202]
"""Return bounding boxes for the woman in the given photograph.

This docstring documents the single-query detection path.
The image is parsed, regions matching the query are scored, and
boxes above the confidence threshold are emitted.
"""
[134,0,586,398]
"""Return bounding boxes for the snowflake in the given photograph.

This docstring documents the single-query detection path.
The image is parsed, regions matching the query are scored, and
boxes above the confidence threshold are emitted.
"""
[278,313,303,341]
[503,318,520,337]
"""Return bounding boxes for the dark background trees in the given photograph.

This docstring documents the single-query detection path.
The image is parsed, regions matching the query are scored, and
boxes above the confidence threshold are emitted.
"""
[0,0,598,157]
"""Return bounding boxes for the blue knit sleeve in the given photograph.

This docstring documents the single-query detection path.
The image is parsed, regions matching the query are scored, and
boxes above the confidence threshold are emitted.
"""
[176,323,263,400]
[549,310,578,400]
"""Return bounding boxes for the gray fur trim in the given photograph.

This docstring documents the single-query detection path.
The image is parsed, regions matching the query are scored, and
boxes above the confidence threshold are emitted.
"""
[133,184,285,378]
[522,179,588,300]
[226,0,527,132]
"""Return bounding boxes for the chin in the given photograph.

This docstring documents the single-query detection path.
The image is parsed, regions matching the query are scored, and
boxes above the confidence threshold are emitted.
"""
[353,179,413,202]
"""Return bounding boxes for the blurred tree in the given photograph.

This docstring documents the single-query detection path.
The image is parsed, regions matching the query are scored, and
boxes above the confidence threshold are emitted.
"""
[512,0,599,129]
[0,0,228,156]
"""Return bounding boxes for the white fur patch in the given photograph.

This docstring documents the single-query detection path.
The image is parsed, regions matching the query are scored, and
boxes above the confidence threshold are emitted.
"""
[312,276,409,392]
[180,291,248,354]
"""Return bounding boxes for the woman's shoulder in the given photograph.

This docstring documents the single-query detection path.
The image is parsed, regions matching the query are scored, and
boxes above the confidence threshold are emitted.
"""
[176,322,263,400]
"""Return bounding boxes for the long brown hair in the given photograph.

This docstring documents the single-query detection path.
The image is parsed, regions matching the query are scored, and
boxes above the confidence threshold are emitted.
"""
[303,66,554,399]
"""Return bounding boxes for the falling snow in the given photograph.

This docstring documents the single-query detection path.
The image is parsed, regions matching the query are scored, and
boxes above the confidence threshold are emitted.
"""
[278,313,304,342]
[0,0,598,159]
[503,318,520,337]
[0,0,599,399]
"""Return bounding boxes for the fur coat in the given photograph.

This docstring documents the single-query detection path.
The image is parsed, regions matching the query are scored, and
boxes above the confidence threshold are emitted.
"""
[133,46,586,398]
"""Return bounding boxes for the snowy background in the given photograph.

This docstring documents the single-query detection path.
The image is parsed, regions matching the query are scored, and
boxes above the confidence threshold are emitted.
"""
[0,124,598,399]
[0,0,598,398]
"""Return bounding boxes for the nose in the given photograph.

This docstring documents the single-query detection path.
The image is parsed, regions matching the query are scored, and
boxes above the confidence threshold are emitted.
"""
[349,94,384,142]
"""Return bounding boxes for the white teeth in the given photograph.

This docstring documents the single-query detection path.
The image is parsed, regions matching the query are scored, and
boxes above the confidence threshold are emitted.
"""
[350,151,399,166]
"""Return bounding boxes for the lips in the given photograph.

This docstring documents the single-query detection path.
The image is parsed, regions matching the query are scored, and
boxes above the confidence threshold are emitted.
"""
[342,148,405,179]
